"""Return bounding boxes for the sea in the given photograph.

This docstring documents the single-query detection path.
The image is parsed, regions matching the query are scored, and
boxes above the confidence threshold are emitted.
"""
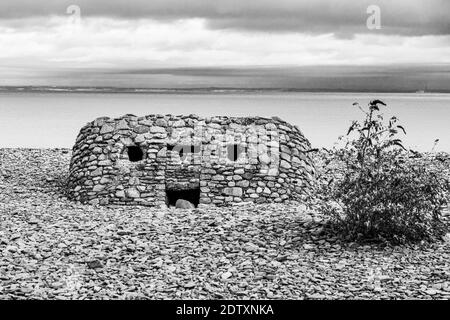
[0,90,449,151]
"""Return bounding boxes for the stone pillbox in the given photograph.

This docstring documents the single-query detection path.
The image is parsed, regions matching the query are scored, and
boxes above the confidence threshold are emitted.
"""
[68,114,315,207]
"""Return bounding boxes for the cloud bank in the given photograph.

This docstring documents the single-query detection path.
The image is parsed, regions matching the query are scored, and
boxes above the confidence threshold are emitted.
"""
[0,0,449,36]
[0,1,449,86]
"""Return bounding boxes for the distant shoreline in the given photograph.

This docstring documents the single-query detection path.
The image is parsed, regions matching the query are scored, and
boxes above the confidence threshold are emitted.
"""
[1,86,450,95]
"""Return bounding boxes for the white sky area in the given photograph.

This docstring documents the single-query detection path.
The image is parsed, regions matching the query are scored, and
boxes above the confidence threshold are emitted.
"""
[0,0,449,85]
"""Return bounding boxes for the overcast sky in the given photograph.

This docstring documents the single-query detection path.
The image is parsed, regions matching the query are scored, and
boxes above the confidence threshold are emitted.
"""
[1,0,449,88]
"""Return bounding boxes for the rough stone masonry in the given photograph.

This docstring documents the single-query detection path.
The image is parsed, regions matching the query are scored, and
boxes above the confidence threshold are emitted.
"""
[67,114,315,207]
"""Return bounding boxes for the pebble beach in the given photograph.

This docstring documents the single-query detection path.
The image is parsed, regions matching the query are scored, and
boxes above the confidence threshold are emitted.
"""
[0,148,449,299]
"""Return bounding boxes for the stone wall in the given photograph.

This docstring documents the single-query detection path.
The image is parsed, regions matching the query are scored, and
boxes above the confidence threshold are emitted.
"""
[68,114,315,207]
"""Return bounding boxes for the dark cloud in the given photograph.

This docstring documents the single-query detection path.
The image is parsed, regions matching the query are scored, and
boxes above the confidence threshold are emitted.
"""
[0,0,448,36]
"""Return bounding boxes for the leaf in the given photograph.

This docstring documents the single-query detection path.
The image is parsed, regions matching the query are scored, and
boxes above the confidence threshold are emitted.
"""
[306,148,319,153]
[389,129,398,137]
[370,99,386,106]
[347,123,355,135]
[409,149,421,158]
[393,141,407,151]
[397,125,406,135]
[357,152,363,162]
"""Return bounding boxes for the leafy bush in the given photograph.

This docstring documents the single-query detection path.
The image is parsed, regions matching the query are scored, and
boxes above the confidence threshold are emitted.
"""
[315,100,450,243]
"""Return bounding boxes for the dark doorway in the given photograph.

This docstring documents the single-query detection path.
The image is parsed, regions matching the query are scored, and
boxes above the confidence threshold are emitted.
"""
[127,145,144,162]
[166,188,200,207]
